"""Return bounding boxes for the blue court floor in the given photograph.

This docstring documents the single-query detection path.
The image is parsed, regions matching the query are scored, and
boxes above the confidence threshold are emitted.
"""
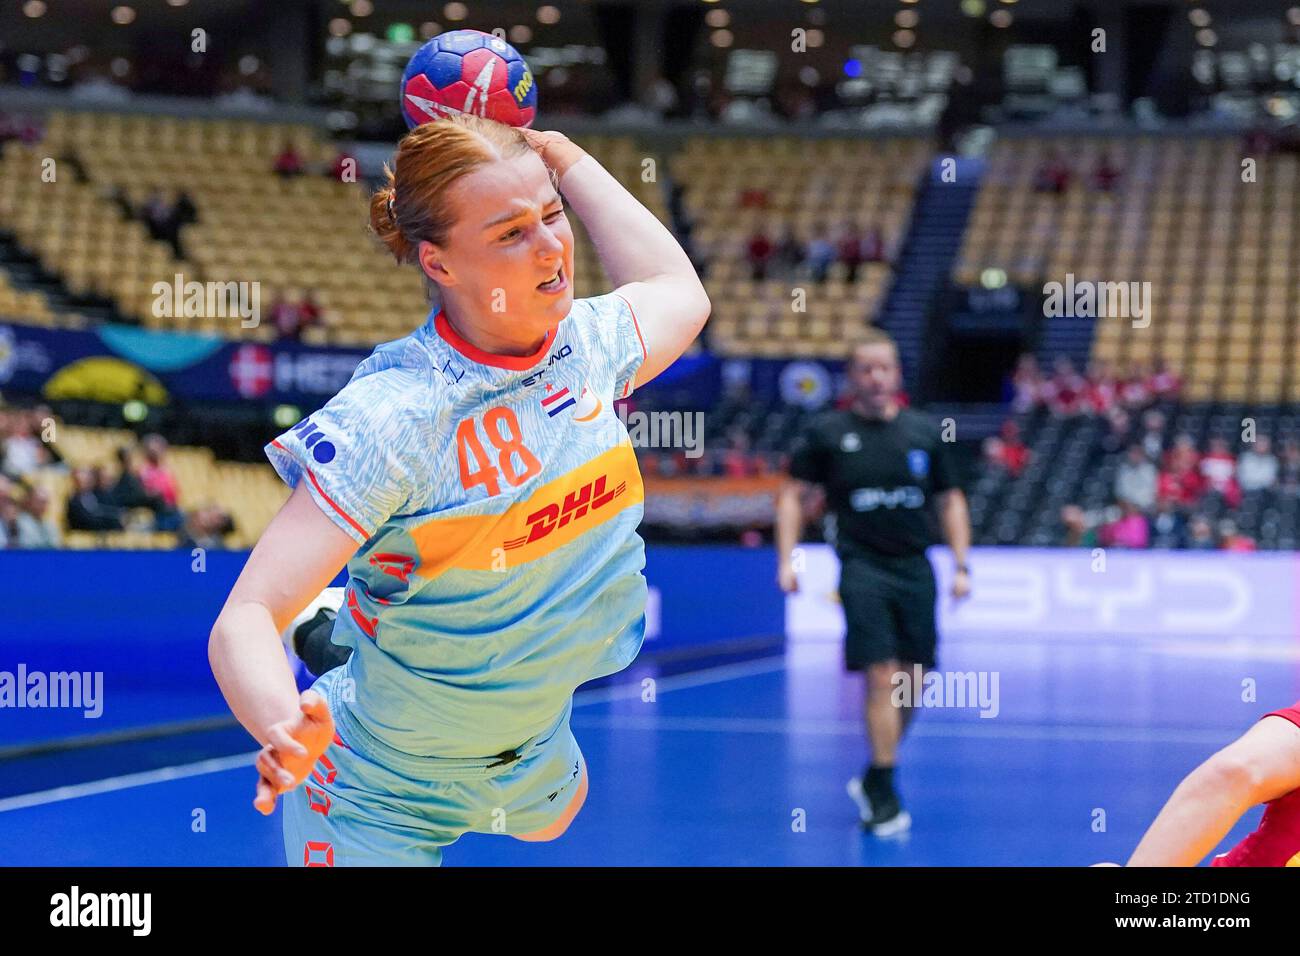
[2,628,1296,866]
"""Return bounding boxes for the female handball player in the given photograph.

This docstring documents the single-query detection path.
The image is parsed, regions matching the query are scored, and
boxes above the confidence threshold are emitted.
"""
[209,115,709,865]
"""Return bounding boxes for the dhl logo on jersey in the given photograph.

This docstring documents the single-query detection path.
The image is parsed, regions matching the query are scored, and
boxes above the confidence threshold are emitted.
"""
[504,473,626,551]
[408,444,642,578]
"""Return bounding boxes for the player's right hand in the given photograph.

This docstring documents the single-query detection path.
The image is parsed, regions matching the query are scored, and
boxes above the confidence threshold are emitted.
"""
[777,562,799,594]
[253,690,335,816]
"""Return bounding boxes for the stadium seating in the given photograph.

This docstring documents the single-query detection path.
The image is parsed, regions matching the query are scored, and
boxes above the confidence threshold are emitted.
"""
[953,134,1300,404]
[1,111,669,347]
[672,135,929,358]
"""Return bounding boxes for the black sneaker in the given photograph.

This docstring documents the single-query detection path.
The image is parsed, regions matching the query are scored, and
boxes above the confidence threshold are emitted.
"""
[867,792,912,837]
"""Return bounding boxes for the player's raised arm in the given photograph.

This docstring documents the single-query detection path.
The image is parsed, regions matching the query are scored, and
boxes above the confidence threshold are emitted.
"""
[524,129,710,388]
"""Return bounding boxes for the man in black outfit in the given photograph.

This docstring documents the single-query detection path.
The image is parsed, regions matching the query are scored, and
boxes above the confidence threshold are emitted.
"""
[776,329,972,836]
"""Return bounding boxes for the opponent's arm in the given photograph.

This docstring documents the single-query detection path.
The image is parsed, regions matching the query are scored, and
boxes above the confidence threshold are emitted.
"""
[1127,714,1300,866]
[208,481,357,812]
[525,130,710,387]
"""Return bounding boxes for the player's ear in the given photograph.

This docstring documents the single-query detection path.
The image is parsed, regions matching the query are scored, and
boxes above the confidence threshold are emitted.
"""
[418,240,455,288]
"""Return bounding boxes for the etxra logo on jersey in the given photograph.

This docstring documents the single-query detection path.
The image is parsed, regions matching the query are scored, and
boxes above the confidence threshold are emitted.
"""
[503,473,626,550]
[291,417,337,464]
[520,345,573,388]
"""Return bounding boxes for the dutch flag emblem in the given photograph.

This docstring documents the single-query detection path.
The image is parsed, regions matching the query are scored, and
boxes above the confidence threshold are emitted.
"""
[541,385,575,417]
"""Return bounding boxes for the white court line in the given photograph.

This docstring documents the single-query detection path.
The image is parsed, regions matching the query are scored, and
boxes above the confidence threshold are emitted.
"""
[0,656,787,813]
[0,752,256,814]
[573,655,787,705]
[570,713,1239,747]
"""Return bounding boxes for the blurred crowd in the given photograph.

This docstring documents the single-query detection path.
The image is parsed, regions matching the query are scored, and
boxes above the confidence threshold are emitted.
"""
[0,403,235,550]
[742,219,891,284]
[1010,354,1182,420]
[1059,424,1299,552]
[1033,150,1124,194]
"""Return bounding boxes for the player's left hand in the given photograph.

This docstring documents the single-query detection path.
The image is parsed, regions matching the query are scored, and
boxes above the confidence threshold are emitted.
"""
[951,568,972,601]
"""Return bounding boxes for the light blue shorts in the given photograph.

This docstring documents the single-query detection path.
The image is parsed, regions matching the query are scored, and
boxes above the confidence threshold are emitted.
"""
[282,667,586,867]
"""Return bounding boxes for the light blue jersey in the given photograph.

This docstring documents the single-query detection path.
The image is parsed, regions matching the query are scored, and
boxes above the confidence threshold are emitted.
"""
[266,292,649,764]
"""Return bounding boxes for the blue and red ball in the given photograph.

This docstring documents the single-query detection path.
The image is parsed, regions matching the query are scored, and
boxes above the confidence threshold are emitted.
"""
[400,29,537,129]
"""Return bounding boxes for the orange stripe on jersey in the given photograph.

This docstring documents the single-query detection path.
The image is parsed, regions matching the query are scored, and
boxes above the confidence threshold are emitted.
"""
[271,439,371,540]
[408,443,643,579]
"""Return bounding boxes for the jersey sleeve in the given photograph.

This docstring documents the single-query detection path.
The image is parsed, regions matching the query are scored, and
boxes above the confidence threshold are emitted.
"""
[1264,703,1300,731]
[786,417,829,484]
[929,428,960,493]
[264,369,431,545]
[570,292,648,400]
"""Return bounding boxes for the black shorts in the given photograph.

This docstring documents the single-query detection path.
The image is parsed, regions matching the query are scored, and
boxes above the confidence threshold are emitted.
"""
[837,552,939,671]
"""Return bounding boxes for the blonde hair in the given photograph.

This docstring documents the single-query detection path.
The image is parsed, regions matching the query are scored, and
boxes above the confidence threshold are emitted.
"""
[369,115,553,283]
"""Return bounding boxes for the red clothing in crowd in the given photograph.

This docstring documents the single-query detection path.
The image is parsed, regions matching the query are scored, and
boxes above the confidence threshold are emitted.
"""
[1157,468,1204,507]
[140,463,179,508]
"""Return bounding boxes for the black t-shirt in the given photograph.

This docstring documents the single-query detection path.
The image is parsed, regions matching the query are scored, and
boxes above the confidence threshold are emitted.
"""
[787,407,958,559]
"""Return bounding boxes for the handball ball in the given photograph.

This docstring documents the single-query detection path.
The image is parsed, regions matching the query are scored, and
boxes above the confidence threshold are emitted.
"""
[400,29,537,129]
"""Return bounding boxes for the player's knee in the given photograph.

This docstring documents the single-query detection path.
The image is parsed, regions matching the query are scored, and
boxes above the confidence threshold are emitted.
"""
[865,660,901,693]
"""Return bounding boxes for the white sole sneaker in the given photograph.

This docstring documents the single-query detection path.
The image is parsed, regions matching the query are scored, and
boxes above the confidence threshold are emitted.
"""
[279,586,346,653]
[846,777,873,824]
[871,809,912,838]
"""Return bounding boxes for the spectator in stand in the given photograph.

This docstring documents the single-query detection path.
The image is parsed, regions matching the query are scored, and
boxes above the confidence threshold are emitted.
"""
[1279,438,1300,491]
[1101,406,1130,455]
[995,420,1030,475]
[178,505,236,551]
[861,226,887,264]
[1083,360,1119,416]
[1190,515,1216,554]
[14,486,60,548]
[1185,514,1216,550]
[66,466,125,532]
[1150,497,1187,549]
[1158,451,1205,509]
[1118,362,1153,410]
[297,291,323,337]
[1099,500,1150,549]
[139,434,184,531]
[0,493,20,549]
[1218,519,1256,553]
[1139,408,1166,461]
[773,225,804,279]
[1010,353,1045,414]
[738,186,769,209]
[1033,150,1072,194]
[1115,443,1158,511]
[1199,436,1241,509]
[1163,433,1200,473]
[1042,356,1087,416]
[1149,359,1182,400]
[1238,434,1279,492]
[2,408,49,478]
[142,190,172,242]
[805,226,836,284]
[330,148,357,182]
[1059,504,1097,548]
[746,228,775,281]
[270,292,303,340]
[837,222,865,283]
[1091,151,1123,192]
[274,143,305,178]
